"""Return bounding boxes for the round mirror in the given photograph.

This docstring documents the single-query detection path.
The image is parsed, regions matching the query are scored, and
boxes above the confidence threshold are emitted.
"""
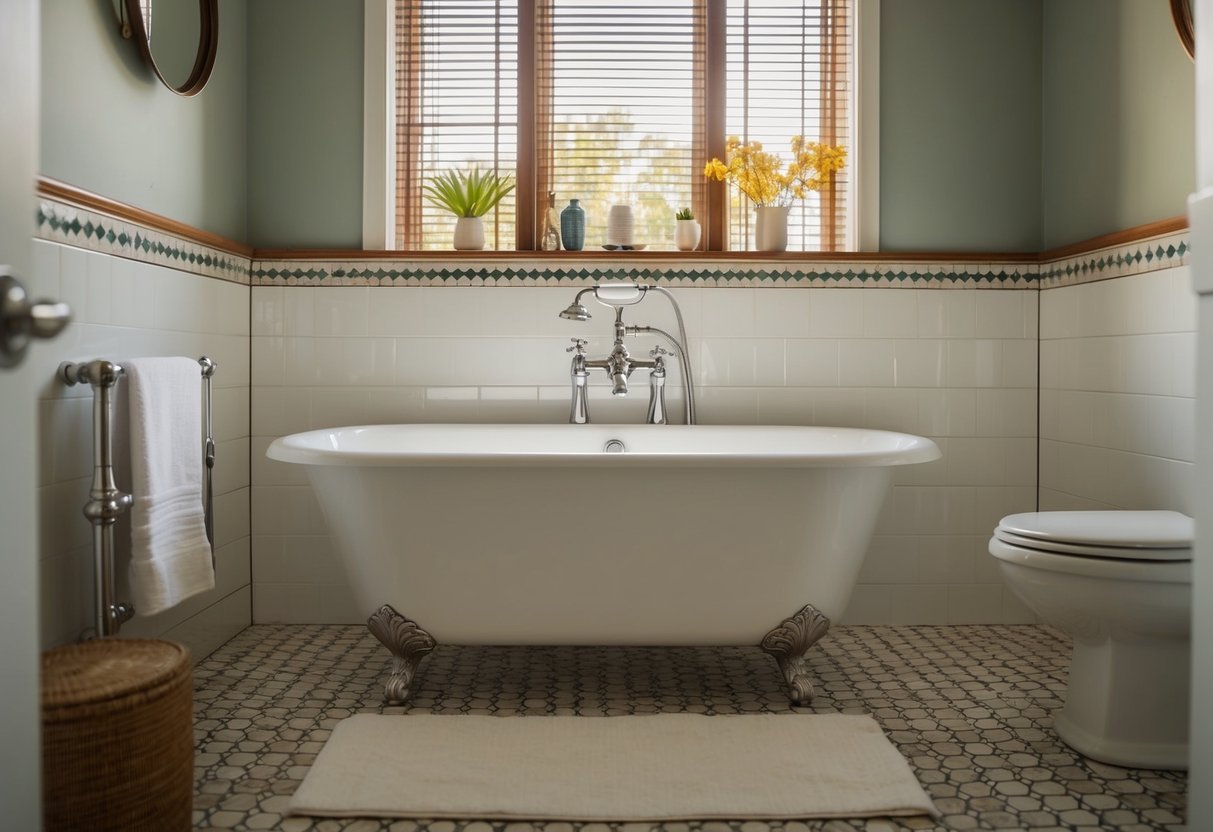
[1171,0,1194,60]
[117,0,219,96]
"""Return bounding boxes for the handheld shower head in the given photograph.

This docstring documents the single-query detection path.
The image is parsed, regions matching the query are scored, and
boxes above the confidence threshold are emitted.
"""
[558,301,592,321]
[558,287,596,321]
[558,284,649,322]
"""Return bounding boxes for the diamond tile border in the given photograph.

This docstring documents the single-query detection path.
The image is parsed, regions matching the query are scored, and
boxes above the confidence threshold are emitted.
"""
[34,192,1189,290]
[1039,230,1191,289]
[34,197,252,285]
[249,231,1190,289]
[249,259,1039,289]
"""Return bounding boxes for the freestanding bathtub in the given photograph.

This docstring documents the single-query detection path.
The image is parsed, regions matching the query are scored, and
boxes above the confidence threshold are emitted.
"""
[267,424,940,704]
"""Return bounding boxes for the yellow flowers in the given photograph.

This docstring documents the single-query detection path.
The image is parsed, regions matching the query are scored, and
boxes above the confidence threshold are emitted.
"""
[703,158,729,181]
[704,136,847,207]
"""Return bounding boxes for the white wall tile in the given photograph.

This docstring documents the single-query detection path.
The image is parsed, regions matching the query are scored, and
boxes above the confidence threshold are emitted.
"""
[808,288,863,337]
[947,584,1004,625]
[862,389,918,432]
[699,289,755,336]
[842,585,949,625]
[756,388,815,425]
[313,286,369,336]
[863,290,918,338]
[917,389,977,437]
[1173,267,1198,332]
[810,388,866,427]
[839,340,895,386]
[785,340,840,387]
[976,291,1025,338]
[1039,266,1197,514]
[58,246,90,323]
[31,238,62,298]
[36,241,251,654]
[754,288,811,336]
[85,251,113,325]
[894,339,947,387]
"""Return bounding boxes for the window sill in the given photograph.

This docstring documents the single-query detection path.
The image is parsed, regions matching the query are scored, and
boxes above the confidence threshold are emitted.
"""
[251,248,1039,264]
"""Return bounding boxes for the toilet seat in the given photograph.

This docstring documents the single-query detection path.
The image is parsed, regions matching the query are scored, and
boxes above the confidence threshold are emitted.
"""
[994,511,1192,562]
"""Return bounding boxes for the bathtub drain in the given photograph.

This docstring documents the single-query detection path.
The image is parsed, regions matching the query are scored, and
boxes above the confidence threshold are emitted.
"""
[603,439,626,453]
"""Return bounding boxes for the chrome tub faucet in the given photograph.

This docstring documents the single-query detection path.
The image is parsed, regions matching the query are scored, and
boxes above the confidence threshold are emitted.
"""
[559,283,694,425]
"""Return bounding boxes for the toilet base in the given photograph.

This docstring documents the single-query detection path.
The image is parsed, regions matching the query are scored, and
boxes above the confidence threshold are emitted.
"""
[1057,637,1189,770]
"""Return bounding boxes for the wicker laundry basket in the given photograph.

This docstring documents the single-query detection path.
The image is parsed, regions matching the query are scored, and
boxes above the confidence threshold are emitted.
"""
[41,638,193,832]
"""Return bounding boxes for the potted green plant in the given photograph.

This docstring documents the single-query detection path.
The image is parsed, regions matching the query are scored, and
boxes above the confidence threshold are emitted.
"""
[422,168,516,250]
[674,207,701,251]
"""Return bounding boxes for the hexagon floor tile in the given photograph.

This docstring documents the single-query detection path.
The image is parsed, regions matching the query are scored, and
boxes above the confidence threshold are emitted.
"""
[191,624,1186,831]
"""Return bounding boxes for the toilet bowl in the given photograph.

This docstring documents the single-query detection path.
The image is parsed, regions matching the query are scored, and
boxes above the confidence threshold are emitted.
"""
[989,510,1192,770]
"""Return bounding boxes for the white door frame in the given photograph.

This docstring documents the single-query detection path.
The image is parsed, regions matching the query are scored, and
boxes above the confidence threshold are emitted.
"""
[0,0,46,826]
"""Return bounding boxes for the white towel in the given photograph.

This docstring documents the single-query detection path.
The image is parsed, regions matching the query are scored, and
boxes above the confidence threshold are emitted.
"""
[124,357,215,616]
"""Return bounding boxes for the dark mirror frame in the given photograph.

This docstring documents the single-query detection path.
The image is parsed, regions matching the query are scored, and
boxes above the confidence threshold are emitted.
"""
[1171,0,1195,60]
[118,0,220,97]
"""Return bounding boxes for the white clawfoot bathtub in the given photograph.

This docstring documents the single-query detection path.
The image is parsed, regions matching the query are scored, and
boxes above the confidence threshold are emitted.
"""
[267,424,940,703]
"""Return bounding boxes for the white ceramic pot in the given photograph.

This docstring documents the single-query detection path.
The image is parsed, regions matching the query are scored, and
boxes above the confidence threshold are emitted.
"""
[607,204,635,246]
[754,205,790,253]
[674,219,701,251]
[453,217,485,250]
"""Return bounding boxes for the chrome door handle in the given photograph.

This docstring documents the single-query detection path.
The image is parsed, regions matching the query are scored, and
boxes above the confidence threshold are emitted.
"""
[1,269,71,367]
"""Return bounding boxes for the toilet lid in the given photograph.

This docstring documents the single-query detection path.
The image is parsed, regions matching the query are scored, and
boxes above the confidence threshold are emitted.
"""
[995,511,1194,561]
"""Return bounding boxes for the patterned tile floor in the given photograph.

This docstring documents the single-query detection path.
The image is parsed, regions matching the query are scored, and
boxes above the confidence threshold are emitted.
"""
[192,624,1187,832]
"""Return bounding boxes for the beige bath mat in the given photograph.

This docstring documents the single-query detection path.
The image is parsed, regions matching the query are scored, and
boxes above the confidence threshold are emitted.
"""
[288,713,937,822]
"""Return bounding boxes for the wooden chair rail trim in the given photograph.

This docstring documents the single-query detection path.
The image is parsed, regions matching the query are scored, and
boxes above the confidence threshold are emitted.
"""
[38,177,1187,269]
[1036,216,1189,262]
[36,177,254,259]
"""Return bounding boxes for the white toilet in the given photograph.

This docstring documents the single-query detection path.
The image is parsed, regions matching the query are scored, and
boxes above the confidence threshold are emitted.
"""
[989,510,1193,770]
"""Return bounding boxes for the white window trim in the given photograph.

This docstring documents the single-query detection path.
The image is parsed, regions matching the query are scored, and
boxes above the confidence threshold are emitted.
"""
[853,0,880,252]
[363,0,877,252]
[362,0,395,250]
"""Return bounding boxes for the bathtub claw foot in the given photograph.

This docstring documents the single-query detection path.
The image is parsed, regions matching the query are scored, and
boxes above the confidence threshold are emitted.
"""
[761,604,831,705]
[367,605,436,704]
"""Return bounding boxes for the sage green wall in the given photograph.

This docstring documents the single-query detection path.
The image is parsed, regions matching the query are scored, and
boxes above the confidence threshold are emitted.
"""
[40,0,247,241]
[879,0,1043,252]
[243,2,1047,251]
[247,1,364,248]
[1041,0,1195,248]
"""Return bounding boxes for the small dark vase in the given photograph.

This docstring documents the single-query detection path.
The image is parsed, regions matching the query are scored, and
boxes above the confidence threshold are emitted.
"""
[560,199,586,251]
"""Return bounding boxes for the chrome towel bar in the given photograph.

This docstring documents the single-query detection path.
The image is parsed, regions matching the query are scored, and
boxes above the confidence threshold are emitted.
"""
[57,355,218,637]
[199,356,217,560]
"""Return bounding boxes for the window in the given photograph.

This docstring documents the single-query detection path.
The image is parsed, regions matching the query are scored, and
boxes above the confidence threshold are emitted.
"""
[395,1,519,249]
[726,0,850,252]
[391,0,854,252]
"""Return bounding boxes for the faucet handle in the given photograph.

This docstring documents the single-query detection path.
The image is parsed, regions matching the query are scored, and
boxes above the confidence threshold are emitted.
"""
[567,338,589,354]
[648,345,671,359]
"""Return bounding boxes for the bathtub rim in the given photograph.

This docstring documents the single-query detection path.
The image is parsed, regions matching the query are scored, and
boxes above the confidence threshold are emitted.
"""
[266,423,942,469]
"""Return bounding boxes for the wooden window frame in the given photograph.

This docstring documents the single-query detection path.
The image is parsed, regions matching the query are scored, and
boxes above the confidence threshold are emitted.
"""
[369,0,873,254]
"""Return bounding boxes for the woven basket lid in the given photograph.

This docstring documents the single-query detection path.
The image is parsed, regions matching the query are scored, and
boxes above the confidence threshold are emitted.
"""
[42,639,190,709]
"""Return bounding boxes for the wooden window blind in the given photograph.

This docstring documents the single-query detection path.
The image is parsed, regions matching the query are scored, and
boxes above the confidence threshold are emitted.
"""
[394,0,851,252]
[725,0,851,251]
[395,0,519,250]
[535,1,706,250]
